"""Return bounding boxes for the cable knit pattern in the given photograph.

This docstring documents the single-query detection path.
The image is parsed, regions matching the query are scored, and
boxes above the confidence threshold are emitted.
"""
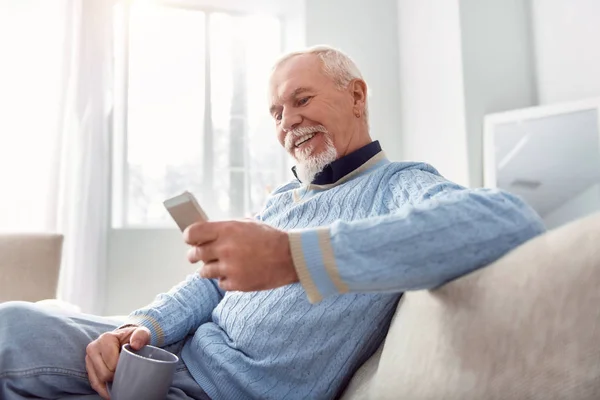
[126,153,546,400]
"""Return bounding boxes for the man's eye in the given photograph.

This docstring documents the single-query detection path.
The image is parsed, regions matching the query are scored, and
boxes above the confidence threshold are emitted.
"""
[298,97,311,106]
[274,113,282,121]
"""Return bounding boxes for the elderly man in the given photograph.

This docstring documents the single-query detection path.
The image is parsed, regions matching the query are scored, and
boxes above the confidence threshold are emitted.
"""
[0,46,545,400]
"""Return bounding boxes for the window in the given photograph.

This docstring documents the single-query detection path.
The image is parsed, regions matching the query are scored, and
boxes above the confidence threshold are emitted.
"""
[112,1,287,227]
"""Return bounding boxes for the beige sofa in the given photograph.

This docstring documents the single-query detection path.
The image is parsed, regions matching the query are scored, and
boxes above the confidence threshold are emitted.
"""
[341,212,600,399]
[0,233,63,303]
[1,214,599,399]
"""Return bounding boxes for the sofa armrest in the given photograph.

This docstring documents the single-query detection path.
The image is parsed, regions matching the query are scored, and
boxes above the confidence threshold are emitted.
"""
[0,233,63,303]
[343,212,600,399]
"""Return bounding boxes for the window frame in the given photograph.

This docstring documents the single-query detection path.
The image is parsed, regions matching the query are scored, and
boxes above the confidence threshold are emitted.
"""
[111,0,302,229]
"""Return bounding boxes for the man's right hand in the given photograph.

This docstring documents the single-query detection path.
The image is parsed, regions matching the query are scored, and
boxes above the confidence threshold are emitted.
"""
[85,325,151,399]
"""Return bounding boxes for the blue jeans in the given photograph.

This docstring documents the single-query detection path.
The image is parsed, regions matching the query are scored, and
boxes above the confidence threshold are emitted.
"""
[0,301,210,400]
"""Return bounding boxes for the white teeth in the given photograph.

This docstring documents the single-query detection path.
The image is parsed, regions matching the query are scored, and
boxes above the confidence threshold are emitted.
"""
[294,133,316,148]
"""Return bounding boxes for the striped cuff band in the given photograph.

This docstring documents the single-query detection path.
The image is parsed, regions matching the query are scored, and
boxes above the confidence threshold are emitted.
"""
[288,227,348,303]
[122,314,165,346]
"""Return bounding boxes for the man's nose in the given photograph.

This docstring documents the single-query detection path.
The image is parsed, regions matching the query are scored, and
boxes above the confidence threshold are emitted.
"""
[282,110,302,132]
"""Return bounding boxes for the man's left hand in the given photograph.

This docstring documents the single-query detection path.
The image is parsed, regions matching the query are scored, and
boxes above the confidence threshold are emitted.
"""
[183,220,298,292]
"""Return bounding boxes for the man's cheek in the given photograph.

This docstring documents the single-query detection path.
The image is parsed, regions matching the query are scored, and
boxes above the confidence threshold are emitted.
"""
[277,132,286,148]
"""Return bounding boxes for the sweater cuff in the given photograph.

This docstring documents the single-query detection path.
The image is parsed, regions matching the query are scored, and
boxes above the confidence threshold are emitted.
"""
[288,227,349,303]
[121,314,165,346]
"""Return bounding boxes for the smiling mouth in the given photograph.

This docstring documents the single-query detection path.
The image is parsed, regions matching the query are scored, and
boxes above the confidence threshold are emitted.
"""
[294,132,318,148]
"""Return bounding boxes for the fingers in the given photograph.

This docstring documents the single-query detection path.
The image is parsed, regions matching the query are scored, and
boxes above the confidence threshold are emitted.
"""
[86,334,117,395]
[187,244,218,264]
[85,326,147,399]
[183,221,220,246]
[98,334,120,375]
[89,349,114,382]
[85,328,134,399]
[199,261,222,280]
[129,327,151,350]
[218,278,233,292]
[86,354,110,399]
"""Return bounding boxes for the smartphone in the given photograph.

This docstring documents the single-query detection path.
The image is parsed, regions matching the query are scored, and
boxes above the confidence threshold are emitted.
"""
[163,191,209,232]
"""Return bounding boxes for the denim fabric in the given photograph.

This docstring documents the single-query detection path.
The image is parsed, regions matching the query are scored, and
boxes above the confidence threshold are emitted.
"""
[0,301,210,400]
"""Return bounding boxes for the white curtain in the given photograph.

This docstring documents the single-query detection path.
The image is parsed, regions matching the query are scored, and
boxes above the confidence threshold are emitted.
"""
[0,0,114,314]
[50,0,114,314]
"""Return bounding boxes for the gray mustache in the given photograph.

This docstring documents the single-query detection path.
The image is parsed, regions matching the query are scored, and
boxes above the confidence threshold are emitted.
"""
[285,125,328,150]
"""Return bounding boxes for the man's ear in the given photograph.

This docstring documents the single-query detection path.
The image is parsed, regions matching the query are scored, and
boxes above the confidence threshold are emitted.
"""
[350,79,367,113]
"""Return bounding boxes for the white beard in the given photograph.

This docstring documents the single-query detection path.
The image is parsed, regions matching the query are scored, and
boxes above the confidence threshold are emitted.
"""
[294,134,337,184]
[284,125,338,185]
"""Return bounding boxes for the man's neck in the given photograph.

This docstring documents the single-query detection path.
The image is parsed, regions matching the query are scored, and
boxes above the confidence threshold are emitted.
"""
[292,140,383,185]
[338,129,372,158]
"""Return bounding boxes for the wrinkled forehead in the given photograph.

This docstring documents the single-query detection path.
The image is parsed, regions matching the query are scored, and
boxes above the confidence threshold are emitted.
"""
[269,77,308,107]
[268,54,329,106]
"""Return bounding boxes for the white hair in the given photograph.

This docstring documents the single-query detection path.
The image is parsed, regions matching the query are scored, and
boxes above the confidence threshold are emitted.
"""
[272,45,369,122]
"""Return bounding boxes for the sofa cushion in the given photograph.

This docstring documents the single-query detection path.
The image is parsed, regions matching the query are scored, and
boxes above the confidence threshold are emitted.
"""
[342,212,600,399]
[0,233,63,303]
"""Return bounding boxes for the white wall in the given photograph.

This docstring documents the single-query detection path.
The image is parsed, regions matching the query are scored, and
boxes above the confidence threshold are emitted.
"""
[459,0,538,187]
[396,0,470,186]
[531,0,600,104]
[306,0,403,162]
[543,183,600,230]
[105,229,192,315]
[396,0,537,188]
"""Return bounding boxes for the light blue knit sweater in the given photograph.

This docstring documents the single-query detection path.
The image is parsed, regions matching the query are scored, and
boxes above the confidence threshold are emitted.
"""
[126,152,545,399]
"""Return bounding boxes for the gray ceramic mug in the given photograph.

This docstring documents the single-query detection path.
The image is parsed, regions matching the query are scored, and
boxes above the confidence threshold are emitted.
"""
[106,344,179,400]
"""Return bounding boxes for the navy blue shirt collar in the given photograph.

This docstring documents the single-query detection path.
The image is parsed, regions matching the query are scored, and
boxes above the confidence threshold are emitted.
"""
[292,140,382,185]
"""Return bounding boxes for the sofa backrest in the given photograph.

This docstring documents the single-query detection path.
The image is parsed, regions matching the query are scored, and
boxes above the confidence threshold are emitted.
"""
[0,233,64,303]
[342,212,600,399]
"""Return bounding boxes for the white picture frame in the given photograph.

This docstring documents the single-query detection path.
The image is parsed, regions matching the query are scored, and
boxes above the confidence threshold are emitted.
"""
[483,97,600,190]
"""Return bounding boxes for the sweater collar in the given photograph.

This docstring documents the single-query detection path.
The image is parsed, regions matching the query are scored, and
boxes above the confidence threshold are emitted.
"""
[291,140,382,185]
